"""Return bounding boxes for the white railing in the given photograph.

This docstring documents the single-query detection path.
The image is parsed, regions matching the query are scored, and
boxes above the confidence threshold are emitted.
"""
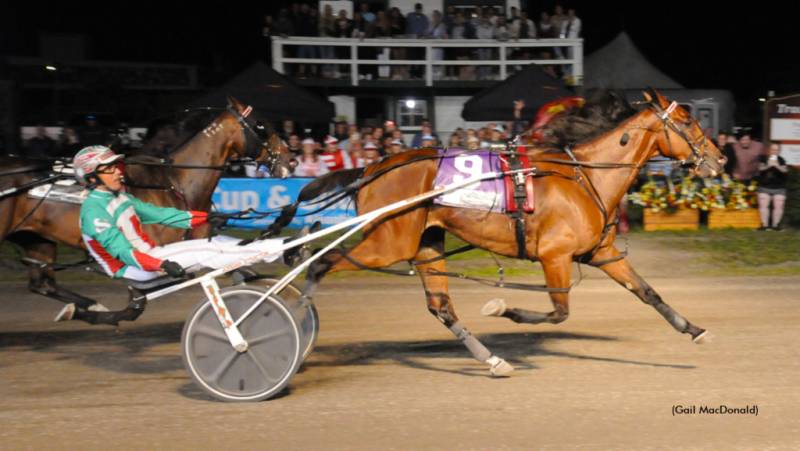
[271,36,583,87]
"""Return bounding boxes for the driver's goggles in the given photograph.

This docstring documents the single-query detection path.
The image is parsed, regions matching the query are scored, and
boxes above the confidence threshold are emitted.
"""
[96,162,125,174]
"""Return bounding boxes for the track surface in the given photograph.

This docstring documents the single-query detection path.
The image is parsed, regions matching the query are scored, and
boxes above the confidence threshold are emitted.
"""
[1,272,798,450]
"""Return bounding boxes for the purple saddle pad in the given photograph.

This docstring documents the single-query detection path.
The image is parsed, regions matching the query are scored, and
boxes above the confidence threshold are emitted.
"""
[433,148,505,212]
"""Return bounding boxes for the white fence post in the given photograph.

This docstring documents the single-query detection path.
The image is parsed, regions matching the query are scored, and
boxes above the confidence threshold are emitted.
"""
[499,42,507,80]
[351,43,359,86]
[573,40,584,86]
[272,38,284,74]
[425,44,433,87]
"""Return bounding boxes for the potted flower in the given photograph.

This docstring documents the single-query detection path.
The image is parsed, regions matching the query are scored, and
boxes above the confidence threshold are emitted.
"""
[630,176,701,231]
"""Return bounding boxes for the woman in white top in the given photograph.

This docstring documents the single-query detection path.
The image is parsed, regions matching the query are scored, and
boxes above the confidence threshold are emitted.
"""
[293,138,329,177]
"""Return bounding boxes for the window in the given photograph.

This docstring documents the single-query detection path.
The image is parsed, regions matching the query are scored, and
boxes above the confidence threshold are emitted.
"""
[396,99,428,130]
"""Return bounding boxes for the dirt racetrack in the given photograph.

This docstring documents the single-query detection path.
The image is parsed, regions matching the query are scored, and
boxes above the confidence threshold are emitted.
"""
[1,259,799,449]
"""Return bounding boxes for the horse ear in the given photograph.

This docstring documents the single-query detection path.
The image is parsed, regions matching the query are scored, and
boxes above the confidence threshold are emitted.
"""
[647,87,670,108]
[226,95,245,112]
[642,90,654,104]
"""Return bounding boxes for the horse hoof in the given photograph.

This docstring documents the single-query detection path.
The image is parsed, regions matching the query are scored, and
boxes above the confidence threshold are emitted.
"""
[487,356,514,377]
[88,303,110,313]
[481,298,506,317]
[54,303,76,322]
[693,330,713,344]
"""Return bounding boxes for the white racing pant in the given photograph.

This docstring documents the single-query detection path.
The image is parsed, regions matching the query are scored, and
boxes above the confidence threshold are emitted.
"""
[121,235,285,281]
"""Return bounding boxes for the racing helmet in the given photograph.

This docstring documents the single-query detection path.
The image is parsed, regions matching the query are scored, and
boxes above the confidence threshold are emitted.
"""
[73,145,124,185]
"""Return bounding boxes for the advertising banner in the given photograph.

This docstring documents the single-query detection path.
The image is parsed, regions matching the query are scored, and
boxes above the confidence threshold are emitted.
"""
[212,178,355,229]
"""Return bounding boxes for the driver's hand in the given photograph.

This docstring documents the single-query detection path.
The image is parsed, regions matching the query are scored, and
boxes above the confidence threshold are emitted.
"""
[160,260,185,278]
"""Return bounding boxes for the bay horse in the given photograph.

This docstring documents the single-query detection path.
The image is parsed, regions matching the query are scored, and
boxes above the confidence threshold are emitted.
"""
[280,88,725,376]
[0,97,291,322]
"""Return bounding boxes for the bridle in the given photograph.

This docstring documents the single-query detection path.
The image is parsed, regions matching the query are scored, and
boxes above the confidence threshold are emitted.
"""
[649,100,713,172]
[225,104,286,175]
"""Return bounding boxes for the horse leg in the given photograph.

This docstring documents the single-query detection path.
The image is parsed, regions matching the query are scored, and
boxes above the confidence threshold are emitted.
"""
[591,247,709,343]
[414,228,513,376]
[13,235,119,325]
[482,254,572,325]
[56,287,147,326]
[17,236,104,310]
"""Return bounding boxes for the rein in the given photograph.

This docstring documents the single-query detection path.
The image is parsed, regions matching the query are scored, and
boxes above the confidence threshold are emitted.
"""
[0,173,71,201]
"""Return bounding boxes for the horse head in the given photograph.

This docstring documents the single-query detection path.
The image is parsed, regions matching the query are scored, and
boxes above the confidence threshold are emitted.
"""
[226,96,295,178]
[643,88,725,178]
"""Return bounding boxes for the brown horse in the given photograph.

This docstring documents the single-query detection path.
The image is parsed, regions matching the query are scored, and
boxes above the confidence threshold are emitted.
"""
[287,88,725,376]
[0,97,291,321]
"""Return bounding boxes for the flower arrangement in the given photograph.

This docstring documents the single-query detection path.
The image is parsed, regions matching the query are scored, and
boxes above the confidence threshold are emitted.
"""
[630,175,758,213]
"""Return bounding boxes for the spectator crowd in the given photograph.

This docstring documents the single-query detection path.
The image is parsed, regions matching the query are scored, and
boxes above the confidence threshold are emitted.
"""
[263,2,582,81]
[245,115,524,178]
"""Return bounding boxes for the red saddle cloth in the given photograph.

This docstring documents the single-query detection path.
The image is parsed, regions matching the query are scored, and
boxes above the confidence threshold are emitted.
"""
[499,152,535,213]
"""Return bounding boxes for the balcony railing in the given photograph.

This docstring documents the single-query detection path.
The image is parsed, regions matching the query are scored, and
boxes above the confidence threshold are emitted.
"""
[271,36,583,87]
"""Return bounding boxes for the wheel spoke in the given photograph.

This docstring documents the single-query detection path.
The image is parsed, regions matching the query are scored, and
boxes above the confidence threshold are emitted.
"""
[248,327,291,346]
[246,351,280,384]
[208,351,240,384]
[193,324,229,343]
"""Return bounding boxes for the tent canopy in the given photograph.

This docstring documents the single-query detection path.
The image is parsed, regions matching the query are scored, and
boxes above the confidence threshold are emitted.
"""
[190,62,335,123]
[462,64,575,121]
[584,32,684,90]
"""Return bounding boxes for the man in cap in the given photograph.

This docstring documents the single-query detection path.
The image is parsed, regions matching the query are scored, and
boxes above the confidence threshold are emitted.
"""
[385,139,403,155]
[421,134,438,148]
[319,135,354,172]
[488,124,506,150]
[59,146,287,323]
[364,141,382,163]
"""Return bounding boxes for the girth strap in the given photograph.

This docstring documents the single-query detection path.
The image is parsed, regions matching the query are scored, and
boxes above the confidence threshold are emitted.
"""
[501,149,531,260]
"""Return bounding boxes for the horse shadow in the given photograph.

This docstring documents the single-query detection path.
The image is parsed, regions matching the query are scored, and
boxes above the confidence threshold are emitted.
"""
[304,330,696,378]
[0,322,185,375]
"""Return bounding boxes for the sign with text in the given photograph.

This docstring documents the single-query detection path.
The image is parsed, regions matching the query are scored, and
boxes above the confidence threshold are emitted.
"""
[212,178,355,229]
[766,94,800,165]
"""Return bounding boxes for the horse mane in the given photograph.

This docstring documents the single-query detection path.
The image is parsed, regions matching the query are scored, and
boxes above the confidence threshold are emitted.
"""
[541,89,638,147]
[133,108,275,157]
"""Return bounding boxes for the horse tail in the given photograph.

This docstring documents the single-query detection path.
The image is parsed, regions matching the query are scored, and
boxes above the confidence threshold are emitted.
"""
[264,168,365,236]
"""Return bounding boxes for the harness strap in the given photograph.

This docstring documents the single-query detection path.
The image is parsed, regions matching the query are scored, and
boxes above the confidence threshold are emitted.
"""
[410,244,475,265]
[338,252,571,293]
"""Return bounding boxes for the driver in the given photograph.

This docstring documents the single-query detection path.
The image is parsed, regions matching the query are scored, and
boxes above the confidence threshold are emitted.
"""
[57,146,287,322]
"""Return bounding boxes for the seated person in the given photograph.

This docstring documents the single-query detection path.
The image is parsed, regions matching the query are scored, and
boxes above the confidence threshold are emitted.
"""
[58,146,287,322]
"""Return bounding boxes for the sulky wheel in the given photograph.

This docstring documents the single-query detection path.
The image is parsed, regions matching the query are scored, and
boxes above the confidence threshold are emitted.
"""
[256,278,319,360]
[181,286,302,402]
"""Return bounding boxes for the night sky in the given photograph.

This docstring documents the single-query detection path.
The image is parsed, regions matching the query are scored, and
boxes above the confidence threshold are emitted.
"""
[4,1,799,119]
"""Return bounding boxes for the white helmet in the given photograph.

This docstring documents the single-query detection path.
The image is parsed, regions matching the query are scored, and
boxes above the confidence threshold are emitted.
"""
[73,146,124,185]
